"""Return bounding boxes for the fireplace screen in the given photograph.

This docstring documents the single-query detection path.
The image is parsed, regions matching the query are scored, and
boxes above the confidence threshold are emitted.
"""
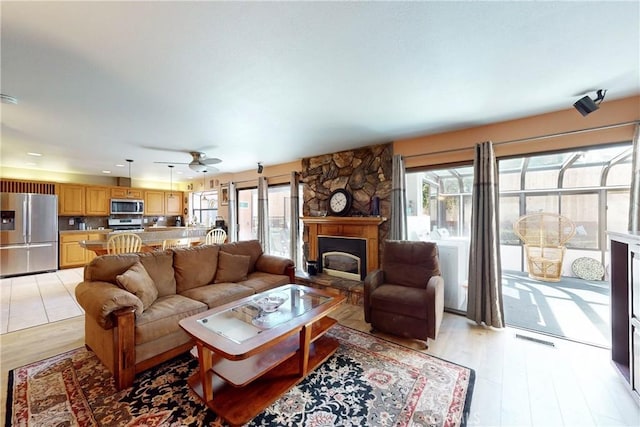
[322,252,361,281]
[317,236,367,280]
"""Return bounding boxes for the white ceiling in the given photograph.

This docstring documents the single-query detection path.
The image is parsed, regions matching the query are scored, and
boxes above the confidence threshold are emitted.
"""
[1,1,639,183]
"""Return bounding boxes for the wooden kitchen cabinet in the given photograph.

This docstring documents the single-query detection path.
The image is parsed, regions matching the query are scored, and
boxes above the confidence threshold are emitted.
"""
[165,191,183,215]
[60,233,89,268]
[111,187,143,199]
[60,232,103,268]
[144,190,165,215]
[85,186,110,216]
[58,184,85,216]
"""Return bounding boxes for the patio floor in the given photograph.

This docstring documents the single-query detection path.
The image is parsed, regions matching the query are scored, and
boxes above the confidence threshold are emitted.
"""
[502,270,611,348]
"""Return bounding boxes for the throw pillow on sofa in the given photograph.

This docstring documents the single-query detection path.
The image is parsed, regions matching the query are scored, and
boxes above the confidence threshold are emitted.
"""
[214,251,251,283]
[116,261,158,313]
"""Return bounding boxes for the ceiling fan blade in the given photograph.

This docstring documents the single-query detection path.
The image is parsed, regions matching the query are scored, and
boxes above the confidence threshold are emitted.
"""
[143,146,192,153]
[202,158,222,165]
[154,161,189,165]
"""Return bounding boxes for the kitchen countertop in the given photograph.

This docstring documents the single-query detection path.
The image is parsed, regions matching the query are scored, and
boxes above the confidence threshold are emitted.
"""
[78,227,211,254]
[59,226,211,235]
[59,229,113,234]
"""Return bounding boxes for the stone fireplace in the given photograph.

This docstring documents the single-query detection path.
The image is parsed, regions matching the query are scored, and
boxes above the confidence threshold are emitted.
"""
[300,143,393,276]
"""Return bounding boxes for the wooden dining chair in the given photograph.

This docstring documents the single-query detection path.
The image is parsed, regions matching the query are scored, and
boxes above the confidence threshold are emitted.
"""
[106,233,143,254]
[205,228,227,244]
[162,238,191,250]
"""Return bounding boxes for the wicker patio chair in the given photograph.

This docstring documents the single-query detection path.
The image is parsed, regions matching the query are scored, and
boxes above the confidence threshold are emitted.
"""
[513,213,576,282]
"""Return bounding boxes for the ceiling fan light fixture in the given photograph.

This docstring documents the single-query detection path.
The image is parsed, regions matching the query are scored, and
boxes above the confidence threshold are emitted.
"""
[189,163,208,173]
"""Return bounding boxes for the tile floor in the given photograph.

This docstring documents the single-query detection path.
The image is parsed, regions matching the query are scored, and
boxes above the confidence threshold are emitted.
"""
[0,268,84,334]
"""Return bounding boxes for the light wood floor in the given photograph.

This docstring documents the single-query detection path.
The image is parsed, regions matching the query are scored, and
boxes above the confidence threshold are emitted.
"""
[1,284,639,425]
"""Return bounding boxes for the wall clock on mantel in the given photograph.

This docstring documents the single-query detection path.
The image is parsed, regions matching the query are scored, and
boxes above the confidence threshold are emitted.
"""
[328,189,352,216]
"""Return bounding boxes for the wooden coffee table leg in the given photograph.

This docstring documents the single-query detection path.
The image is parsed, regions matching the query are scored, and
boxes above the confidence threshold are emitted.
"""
[299,324,312,376]
[196,342,214,402]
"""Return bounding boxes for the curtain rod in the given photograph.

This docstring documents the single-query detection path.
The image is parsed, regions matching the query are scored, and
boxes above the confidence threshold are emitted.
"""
[227,172,299,186]
[404,120,640,159]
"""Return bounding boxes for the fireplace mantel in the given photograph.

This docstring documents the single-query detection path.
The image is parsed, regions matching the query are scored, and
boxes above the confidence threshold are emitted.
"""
[302,216,387,276]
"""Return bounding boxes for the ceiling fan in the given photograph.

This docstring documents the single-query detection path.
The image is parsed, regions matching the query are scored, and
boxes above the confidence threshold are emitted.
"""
[154,151,222,172]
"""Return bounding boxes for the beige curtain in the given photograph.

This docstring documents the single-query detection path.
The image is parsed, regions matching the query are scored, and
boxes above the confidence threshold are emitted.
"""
[390,154,407,240]
[228,182,238,242]
[257,176,270,252]
[289,172,300,268]
[629,124,640,231]
[466,141,504,328]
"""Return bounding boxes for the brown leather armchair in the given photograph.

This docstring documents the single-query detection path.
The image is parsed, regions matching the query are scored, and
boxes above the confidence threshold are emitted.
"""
[364,240,445,345]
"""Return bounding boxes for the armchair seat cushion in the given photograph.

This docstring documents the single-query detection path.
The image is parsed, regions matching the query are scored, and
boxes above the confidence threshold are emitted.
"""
[369,284,428,320]
[135,295,207,345]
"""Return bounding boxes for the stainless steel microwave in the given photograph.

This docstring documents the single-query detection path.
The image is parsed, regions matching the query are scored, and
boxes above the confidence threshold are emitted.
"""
[110,199,144,215]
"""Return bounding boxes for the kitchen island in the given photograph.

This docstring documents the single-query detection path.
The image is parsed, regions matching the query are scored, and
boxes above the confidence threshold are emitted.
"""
[78,227,210,255]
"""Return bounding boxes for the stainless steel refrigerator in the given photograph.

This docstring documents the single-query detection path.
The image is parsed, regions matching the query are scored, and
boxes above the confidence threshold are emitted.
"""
[1,193,58,277]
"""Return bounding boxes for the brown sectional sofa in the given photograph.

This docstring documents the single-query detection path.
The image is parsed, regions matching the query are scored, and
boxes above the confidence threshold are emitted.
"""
[75,240,295,389]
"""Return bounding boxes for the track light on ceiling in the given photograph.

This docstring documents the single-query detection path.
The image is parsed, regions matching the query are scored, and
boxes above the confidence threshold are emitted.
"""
[573,89,607,116]
[257,162,263,174]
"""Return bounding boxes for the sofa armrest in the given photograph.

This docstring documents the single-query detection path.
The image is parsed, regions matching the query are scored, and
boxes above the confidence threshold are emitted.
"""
[75,281,143,329]
[363,269,384,322]
[255,254,295,280]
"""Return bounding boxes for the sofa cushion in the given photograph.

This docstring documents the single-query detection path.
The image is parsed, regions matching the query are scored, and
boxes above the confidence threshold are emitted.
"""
[173,245,220,293]
[84,253,140,283]
[214,251,251,283]
[370,284,428,320]
[239,271,290,293]
[219,240,263,273]
[116,262,158,313]
[135,294,207,345]
[138,250,177,297]
[180,282,255,308]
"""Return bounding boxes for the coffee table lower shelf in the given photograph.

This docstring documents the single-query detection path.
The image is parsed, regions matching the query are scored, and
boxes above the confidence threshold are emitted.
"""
[188,334,339,426]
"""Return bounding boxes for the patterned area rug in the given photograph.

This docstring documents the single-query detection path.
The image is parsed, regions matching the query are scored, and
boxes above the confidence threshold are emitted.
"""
[6,325,475,426]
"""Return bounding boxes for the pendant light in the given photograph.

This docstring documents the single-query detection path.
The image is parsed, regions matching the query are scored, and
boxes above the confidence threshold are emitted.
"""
[126,159,134,197]
[168,165,174,198]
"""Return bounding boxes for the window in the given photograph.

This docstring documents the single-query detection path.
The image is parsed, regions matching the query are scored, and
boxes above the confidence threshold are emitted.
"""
[238,188,257,241]
[190,190,218,226]
[498,141,631,262]
[236,183,303,260]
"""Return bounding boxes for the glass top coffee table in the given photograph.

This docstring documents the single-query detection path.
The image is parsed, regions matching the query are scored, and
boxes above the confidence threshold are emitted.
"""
[179,284,345,426]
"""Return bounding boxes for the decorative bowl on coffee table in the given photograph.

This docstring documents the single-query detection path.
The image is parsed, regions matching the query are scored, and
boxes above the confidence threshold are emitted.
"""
[253,292,288,313]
